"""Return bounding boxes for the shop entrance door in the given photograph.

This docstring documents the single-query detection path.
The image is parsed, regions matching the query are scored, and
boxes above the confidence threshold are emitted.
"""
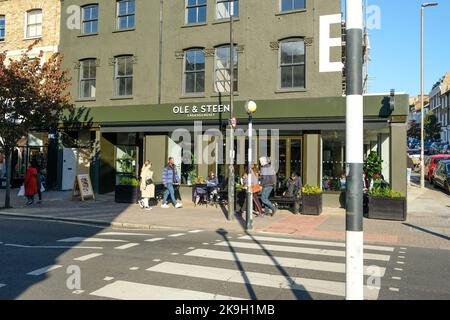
[62,148,77,190]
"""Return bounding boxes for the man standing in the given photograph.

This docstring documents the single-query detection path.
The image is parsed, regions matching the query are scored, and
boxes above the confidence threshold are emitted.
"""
[259,156,277,216]
[161,157,183,209]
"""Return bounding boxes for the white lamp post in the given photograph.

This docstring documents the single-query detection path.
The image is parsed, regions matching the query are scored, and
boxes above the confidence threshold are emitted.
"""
[245,99,257,231]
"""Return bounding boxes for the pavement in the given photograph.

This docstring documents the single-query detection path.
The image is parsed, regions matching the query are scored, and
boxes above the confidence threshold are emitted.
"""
[0,174,449,250]
[1,216,448,300]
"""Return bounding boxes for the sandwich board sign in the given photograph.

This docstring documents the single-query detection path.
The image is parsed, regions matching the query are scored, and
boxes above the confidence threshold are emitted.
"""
[72,174,95,201]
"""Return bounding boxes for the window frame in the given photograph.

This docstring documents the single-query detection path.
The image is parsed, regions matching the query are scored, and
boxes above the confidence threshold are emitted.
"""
[0,15,5,41]
[216,0,239,20]
[280,0,307,13]
[185,0,207,25]
[79,59,97,100]
[81,4,99,35]
[114,55,134,98]
[116,0,136,31]
[214,44,238,93]
[25,9,43,39]
[183,48,206,95]
[278,38,306,90]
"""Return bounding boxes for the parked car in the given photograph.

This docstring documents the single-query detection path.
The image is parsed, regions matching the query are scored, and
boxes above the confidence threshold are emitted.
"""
[407,149,421,167]
[431,160,450,193]
[424,154,450,181]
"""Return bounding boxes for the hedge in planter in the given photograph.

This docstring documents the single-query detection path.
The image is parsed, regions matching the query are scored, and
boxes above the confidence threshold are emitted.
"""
[367,187,407,221]
[115,177,140,204]
[301,185,323,215]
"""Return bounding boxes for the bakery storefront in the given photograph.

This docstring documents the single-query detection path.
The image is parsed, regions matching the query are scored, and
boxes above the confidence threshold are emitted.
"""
[83,94,409,207]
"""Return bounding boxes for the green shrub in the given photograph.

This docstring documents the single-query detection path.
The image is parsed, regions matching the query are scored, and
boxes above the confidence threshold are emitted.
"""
[118,177,140,187]
[368,187,404,198]
[302,184,322,195]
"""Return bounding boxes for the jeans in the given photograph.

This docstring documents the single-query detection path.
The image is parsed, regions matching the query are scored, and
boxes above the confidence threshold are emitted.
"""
[261,185,275,213]
[407,168,412,185]
[163,183,177,206]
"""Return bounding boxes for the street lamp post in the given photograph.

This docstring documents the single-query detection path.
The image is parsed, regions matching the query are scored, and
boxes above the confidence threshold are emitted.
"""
[245,99,257,231]
[227,3,235,220]
[420,2,438,189]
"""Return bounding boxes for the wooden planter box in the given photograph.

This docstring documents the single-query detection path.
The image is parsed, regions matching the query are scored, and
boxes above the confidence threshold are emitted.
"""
[115,185,140,204]
[367,196,407,221]
[301,193,322,215]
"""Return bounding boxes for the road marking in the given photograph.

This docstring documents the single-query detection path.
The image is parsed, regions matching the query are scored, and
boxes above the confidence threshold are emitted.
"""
[114,243,140,250]
[188,230,204,233]
[397,261,405,265]
[237,235,395,252]
[215,241,391,261]
[147,262,380,299]
[27,265,63,276]
[188,247,195,250]
[58,237,127,243]
[389,287,400,292]
[145,238,164,242]
[72,290,85,294]
[391,276,402,280]
[0,284,6,289]
[153,259,161,262]
[4,244,104,250]
[168,233,185,238]
[398,256,405,259]
[400,247,407,250]
[202,243,209,245]
[98,232,152,236]
[399,251,406,254]
[185,249,386,276]
[90,281,246,300]
[104,277,114,281]
[74,253,103,261]
[171,253,179,256]
[129,267,139,271]
[394,268,403,271]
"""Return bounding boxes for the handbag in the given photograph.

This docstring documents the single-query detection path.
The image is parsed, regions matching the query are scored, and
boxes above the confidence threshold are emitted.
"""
[252,184,262,193]
[145,178,153,185]
[17,185,25,197]
[40,182,45,193]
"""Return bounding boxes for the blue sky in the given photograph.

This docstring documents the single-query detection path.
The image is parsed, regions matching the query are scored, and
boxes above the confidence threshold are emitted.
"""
[352,0,449,96]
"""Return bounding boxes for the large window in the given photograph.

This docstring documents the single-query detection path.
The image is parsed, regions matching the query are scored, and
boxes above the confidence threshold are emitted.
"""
[216,0,239,19]
[281,0,306,12]
[214,45,238,93]
[186,0,207,24]
[280,38,305,89]
[184,49,205,94]
[114,56,133,97]
[0,16,5,41]
[79,59,97,99]
[322,131,346,192]
[117,0,135,30]
[82,5,98,35]
[26,9,42,39]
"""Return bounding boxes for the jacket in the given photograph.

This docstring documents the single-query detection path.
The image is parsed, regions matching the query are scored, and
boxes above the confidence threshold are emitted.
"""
[162,164,180,186]
[140,166,155,198]
[24,167,38,196]
[260,164,276,187]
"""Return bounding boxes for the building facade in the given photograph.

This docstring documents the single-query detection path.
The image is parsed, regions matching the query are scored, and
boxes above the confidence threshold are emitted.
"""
[0,0,61,188]
[428,72,450,143]
[59,0,409,205]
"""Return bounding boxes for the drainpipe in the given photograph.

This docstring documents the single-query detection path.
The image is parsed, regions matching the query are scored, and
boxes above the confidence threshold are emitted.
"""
[158,0,164,104]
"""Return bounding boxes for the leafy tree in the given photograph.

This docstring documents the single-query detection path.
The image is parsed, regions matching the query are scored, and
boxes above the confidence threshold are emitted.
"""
[424,112,441,140]
[407,120,420,140]
[0,42,73,208]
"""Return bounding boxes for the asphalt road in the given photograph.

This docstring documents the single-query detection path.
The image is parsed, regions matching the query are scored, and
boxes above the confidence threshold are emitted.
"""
[0,216,449,300]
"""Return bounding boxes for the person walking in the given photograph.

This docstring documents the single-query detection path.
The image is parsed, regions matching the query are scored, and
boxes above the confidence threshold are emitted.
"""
[259,156,277,216]
[139,160,155,210]
[24,161,38,206]
[407,153,414,186]
[161,157,183,209]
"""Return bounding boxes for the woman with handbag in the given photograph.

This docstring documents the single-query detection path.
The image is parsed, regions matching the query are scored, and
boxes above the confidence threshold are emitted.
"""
[24,162,38,206]
[139,161,155,210]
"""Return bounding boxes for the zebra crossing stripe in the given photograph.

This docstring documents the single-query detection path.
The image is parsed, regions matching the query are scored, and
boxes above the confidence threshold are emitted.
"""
[90,280,245,300]
[147,262,380,300]
[98,232,152,236]
[74,253,103,261]
[185,249,386,276]
[114,243,140,250]
[145,238,164,242]
[237,236,394,252]
[57,237,127,243]
[215,241,391,262]
[27,265,63,276]
[168,233,185,238]
[0,284,5,289]
[188,230,204,233]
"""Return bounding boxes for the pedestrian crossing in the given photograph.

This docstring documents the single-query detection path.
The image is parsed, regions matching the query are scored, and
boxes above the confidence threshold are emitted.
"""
[87,234,396,300]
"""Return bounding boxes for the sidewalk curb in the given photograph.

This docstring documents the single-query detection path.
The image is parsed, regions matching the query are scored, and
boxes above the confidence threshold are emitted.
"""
[0,212,186,231]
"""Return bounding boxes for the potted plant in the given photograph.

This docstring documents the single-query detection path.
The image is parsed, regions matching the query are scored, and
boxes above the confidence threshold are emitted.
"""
[301,184,323,215]
[364,151,383,181]
[115,177,140,203]
[367,187,407,221]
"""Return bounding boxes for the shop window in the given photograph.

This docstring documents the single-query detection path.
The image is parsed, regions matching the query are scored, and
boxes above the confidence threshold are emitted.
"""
[186,0,207,24]
[214,45,238,93]
[79,59,97,99]
[184,49,205,94]
[82,4,98,35]
[114,55,133,97]
[281,0,306,12]
[116,0,135,30]
[279,38,305,89]
[25,9,42,39]
[322,131,345,192]
[216,0,239,20]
